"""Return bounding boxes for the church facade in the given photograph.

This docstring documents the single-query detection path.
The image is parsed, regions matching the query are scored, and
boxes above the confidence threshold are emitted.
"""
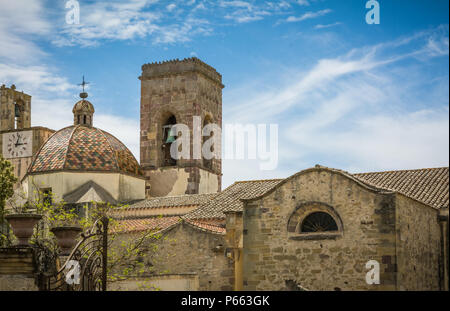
[0,58,448,291]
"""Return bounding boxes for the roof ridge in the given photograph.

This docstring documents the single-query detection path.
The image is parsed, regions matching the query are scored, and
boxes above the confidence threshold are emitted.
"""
[113,214,185,220]
[354,167,449,175]
[97,128,120,171]
[147,193,217,199]
[122,204,200,211]
[62,125,79,170]
[234,178,284,184]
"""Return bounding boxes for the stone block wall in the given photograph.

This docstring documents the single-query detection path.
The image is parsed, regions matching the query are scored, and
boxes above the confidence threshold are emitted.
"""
[116,222,233,291]
[0,84,31,131]
[242,168,399,291]
[395,195,441,290]
[139,58,223,197]
[0,247,38,291]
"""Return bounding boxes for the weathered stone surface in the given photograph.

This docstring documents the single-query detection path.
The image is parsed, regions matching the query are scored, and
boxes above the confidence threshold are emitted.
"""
[116,222,231,291]
[0,247,38,291]
[139,58,223,197]
[241,168,444,291]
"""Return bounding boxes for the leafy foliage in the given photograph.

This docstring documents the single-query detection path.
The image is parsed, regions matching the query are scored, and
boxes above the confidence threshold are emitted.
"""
[3,178,167,289]
[0,155,17,246]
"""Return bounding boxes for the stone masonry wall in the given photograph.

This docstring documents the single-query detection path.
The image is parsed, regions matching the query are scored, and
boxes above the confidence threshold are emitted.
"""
[395,195,441,290]
[0,84,31,131]
[242,168,398,291]
[0,247,38,291]
[139,58,223,197]
[117,222,233,291]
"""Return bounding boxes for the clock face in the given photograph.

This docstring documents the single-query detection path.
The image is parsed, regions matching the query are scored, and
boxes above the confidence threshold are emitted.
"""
[2,130,32,159]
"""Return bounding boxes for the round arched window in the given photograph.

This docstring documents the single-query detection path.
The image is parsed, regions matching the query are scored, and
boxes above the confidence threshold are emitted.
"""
[300,212,338,233]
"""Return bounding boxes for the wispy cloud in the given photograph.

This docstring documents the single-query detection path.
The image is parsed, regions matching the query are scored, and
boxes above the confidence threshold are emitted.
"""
[296,0,310,6]
[51,0,295,46]
[0,0,50,62]
[286,9,332,23]
[222,27,449,183]
[315,22,342,29]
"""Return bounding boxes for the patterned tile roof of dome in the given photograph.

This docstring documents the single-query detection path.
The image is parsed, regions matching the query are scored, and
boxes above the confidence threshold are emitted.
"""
[72,99,95,113]
[28,125,143,177]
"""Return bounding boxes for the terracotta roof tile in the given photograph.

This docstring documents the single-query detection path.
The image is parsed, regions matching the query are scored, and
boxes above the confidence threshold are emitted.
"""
[184,219,226,234]
[126,193,218,209]
[113,216,181,234]
[29,126,74,172]
[354,167,449,209]
[114,167,449,235]
[183,179,283,220]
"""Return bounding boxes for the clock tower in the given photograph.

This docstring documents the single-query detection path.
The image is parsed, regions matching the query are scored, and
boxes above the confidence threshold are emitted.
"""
[0,84,54,185]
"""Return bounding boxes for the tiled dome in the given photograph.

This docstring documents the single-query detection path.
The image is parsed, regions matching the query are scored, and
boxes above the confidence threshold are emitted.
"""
[28,125,142,177]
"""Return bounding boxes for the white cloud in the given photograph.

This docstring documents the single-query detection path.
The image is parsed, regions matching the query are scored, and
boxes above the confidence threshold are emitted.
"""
[95,114,140,160]
[315,22,342,29]
[167,3,177,11]
[0,63,141,160]
[0,0,50,62]
[222,27,449,183]
[52,0,218,46]
[0,64,73,95]
[296,0,310,5]
[286,9,332,23]
[53,0,160,47]
[219,1,252,10]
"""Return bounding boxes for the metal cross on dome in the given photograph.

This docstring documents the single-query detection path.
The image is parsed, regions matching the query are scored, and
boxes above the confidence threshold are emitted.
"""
[78,75,89,92]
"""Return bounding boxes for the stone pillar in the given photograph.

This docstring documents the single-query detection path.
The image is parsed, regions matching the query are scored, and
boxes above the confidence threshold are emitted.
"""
[0,247,38,291]
[225,211,243,291]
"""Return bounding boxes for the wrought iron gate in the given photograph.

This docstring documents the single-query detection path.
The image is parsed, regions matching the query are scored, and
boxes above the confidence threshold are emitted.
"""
[39,217,108,291]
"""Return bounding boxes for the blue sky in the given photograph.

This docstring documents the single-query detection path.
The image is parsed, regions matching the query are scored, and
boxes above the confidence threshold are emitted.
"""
[0,0,448,187]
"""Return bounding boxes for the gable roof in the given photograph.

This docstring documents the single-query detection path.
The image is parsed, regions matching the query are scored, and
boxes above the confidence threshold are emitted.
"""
[183,179,283,220]
[354,167,449,209]
[112,193,222,234]
[63,180,117,204]
[114,166,449,235]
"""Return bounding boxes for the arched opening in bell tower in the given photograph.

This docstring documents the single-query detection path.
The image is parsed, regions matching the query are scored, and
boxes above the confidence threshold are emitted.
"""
[162,114,177,167]
[203,115,214,171]
[14,100,23,129]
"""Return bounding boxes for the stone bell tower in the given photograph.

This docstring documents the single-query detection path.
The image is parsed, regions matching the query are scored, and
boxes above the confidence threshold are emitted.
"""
[0,84,31,131]
[139,58,223,197]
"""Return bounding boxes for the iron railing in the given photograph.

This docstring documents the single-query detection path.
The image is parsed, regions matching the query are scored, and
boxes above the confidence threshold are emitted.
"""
[39,217,108,291]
